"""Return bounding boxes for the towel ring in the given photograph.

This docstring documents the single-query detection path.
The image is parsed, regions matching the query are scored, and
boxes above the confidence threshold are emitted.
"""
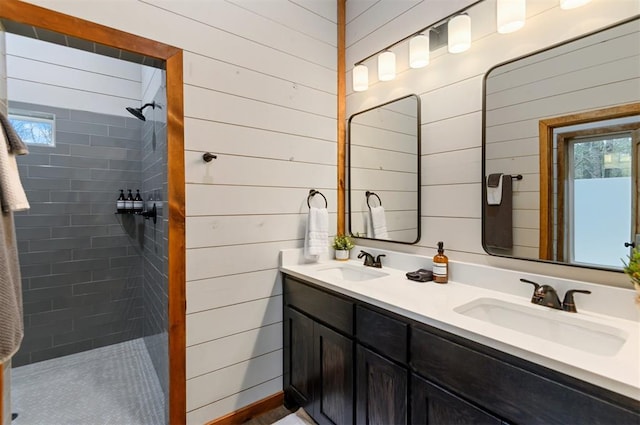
[366,191,382,208]
[307,189,327,208]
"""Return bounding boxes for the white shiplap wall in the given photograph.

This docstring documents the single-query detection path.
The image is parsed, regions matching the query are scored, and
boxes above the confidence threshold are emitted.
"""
[5,34,143,117]
[347,0,640,286]
[14,1,337,423]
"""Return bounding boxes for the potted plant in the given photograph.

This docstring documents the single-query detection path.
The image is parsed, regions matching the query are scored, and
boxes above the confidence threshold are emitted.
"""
[622,247,640,305]
[332,234,354,261]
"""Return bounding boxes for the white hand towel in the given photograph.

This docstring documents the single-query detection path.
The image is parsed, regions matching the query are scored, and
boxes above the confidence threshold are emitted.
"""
[370,206,388,239]
[0,128,30,212]
[304,207,328,260]
[366,211,374,238]
[486,174,503,206]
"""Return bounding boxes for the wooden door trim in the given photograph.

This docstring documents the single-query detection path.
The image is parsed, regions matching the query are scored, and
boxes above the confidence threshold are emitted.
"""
[337,0,346,235]
[556,134,567,262]
[0,1,186,424]
[539,102,640,260]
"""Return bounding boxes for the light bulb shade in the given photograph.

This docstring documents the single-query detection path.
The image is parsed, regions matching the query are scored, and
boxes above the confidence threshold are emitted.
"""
[560,0,591,9]
[497,0,526,34]
[378,51,396,81]
[352,64,369,92]
[448,14,471,53]
[409,34,430,68]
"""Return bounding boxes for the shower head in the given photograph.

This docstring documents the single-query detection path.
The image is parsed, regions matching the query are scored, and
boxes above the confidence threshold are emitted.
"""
[125,101,157,121]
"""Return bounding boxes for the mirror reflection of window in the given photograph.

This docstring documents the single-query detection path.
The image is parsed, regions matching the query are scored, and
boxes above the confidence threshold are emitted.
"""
[482,17,640,272]
[558,128,637,268]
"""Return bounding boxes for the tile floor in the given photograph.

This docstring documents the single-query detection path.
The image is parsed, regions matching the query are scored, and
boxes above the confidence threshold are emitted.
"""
[11,338,165,425]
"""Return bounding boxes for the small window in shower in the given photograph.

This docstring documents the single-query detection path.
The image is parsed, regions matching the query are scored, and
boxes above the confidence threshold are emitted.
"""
[8,109,56,147]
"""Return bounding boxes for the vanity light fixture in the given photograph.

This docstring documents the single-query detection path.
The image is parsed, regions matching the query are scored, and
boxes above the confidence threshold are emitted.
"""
[497,0,526,34]
[378,51,396,81]
[350,0,587,92]
[448,14,471,53]
[560,0,591,9]
[409,33,430,68]
[352,64,369,92]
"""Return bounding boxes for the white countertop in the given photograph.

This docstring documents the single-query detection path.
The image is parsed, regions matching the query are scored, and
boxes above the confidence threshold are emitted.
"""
[280,248,640,401]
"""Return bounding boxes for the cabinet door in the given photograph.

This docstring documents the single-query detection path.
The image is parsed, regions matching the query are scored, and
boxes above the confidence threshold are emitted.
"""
[312,323,354,425]
[284,307,315,409]
[411,375,503,425]
[356,345,408,425]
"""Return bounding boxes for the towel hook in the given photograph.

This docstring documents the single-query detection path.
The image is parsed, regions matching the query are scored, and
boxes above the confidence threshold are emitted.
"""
[366,191,382,208]
[203,152,217,162]
[307,189,327,208]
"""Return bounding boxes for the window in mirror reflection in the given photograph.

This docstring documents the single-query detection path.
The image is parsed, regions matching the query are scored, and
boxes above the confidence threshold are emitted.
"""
[482,17,640,272]
[557,128,637,269]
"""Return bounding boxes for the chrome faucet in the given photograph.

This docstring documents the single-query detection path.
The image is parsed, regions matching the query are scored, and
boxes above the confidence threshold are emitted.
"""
[358,250,385,268]
[520,278,591,313]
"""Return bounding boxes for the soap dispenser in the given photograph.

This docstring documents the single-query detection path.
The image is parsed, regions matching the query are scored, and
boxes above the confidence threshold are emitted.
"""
[433,241,448,284]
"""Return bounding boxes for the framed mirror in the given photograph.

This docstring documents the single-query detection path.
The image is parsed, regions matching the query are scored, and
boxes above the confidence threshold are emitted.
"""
[348,94,421,244]
[482,17,640,271]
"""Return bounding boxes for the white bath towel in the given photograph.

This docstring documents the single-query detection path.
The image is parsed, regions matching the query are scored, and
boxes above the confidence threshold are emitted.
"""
[370,206,388,239]
[486,174,503,206]
[0,127,30,212]
[304,206,328,260]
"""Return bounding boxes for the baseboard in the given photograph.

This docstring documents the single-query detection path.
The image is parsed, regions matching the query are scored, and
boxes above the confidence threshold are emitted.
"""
[206,391,284,425]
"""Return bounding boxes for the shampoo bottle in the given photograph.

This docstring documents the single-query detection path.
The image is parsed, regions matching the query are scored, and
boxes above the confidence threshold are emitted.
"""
[117,190,126,213]
[433,241,448,284]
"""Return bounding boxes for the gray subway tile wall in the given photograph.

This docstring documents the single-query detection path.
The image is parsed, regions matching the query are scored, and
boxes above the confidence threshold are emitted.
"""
[12,101,146,366]
[141,84,169,406]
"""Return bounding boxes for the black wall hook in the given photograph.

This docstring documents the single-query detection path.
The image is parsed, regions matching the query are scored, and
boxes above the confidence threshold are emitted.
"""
[203,152,217,162]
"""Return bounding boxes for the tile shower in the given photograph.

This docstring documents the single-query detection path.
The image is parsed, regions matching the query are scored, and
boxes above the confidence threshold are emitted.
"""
[10,95,168,424]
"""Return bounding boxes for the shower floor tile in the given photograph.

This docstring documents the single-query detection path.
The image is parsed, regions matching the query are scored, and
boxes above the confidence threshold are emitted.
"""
[11,338,165,425]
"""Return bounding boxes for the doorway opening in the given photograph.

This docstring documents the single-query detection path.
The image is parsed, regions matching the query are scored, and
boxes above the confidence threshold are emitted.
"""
[0,1,185,424]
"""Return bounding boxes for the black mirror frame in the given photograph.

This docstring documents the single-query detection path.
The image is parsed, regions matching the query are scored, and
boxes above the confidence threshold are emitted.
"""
[347,93,421,245]
[481,17,638,273]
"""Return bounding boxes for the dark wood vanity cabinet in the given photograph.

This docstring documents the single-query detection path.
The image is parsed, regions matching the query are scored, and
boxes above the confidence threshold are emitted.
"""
[283,277,355,424]
[283,274,640,425]
[356,345,408,424]
[411,374,504,425]
[355,305,410,425]
[410,326,640,425]
[283,306,315,408]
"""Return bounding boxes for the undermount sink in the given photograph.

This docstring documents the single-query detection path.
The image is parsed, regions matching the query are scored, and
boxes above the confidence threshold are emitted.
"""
[454,298,628,356]
[313,264,389,282]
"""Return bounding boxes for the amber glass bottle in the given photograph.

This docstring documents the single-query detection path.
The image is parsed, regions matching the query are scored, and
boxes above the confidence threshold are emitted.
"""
[433,241,448,284]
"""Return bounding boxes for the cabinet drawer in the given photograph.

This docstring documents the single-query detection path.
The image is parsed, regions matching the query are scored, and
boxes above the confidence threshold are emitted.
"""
[411,326,639,425]
[284,275,353,335]
[356,305,408,364]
